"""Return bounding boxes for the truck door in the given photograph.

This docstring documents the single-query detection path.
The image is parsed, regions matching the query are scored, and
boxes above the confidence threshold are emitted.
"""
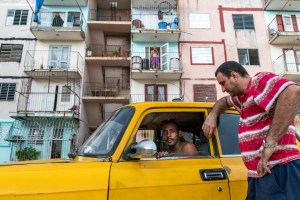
[217,112,248,200]
[109,108,231,200]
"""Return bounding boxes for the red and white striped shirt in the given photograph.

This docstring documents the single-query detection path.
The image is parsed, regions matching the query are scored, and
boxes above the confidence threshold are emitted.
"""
[230,72,300,178]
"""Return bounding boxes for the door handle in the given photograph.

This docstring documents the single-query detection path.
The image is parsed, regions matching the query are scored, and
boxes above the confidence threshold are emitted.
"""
[199,168,227,181]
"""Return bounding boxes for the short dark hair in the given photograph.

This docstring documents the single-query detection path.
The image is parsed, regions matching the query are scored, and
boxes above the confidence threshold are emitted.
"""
[162,119,180,130]
[215,61,249,78]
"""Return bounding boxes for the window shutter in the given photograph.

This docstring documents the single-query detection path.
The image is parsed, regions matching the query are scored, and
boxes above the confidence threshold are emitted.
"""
[276,15,284,32]
[291,15,298,32]
[191,47,213,64]
[6,10,14,25]
[193,84,216,102]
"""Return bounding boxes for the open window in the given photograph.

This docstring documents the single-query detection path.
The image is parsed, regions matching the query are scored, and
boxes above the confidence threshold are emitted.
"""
[144,43,169,70]
[123,111,211,160]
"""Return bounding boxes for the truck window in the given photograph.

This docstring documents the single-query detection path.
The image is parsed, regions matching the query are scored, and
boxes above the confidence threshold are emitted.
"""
[126,111,210,159]
[217,113,240,155]
[78,106,135,157]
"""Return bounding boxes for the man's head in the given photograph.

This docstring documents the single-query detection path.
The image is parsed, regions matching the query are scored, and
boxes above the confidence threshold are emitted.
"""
[215,61,250,96]
[162,122,181,147]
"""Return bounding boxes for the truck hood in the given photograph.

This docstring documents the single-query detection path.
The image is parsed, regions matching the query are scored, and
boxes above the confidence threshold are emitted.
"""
[0,157,111,199]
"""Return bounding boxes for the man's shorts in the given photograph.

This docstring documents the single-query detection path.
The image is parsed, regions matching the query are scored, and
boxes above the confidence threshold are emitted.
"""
[246,159,300,200]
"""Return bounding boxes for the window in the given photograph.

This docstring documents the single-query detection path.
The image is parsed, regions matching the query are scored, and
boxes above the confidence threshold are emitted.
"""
[232,14,254,30]
[189,13,210,29]
[145,84,167,101]
[0,44,23,62]
[218,113,240,155]
[28,128,44,145]
[6,9,28,25]
[0,122,13,147]
[61,86,71,102]
[191,47,214,64]
[238,49,260,65]
[193,84,216,102]
[0,83,16,101]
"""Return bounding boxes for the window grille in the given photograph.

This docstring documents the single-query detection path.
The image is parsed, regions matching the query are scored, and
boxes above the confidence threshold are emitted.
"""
[232,14,254,30]
[238,49,260,65]
[6,9,28,25]
[0,83,16,101]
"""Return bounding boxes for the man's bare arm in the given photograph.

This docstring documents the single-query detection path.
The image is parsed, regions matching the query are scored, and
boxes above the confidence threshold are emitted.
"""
[266,84,300,144]
[202,96,233,138]
[257,84,300,176]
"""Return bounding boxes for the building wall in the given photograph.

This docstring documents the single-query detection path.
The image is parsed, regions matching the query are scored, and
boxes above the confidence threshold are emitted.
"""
[178,0,272,100]
[0,0,36,162]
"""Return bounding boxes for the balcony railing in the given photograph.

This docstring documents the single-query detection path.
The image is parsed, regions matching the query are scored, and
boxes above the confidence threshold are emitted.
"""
[131,52,180,70]
[130,94,182,103]
[131,14,179,30]
[89,9,131,21]
[267,16,300,39]
[17,92,80,113]
[24,50,83,73]
[84,78,121,97]
[273,53,300,75]
[32,11,87,33]
[86,45,130,57]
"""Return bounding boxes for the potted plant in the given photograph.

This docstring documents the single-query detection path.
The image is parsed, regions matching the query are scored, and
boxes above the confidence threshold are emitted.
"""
[112,49,120,57]
[124,50,130,58]
[16,146,41,161]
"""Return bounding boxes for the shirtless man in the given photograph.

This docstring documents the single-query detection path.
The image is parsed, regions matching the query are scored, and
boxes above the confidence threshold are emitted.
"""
[156,121,198,158]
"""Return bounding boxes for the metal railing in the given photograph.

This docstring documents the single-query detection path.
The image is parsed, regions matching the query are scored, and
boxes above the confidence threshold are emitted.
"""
[24,50,83,73]
[267,16,300,39]
[272,53,300,75]
[32,11,87,33]
[17,92,80,113]
[84,78,121,97]
[131,52,180,70]
[130,94,182,103]
[86,45,130,57]
[89,9,131,21]
[131,14,179,30]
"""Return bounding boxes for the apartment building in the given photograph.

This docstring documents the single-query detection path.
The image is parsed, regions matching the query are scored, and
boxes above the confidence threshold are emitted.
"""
[178,0,273,101]
[83,0,131,132]
[263,0,300,133]
[1,0,89,162]
[0,0,36,162]
[130,0,182,103]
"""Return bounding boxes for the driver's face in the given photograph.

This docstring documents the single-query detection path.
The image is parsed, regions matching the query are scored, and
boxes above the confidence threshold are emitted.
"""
[162,123,180,147]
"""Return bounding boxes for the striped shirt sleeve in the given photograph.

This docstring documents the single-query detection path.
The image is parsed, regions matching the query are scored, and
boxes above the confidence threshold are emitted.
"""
[253,72,295,112]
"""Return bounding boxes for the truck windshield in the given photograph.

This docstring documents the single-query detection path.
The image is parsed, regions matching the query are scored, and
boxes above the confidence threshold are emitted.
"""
[78,106,135,157]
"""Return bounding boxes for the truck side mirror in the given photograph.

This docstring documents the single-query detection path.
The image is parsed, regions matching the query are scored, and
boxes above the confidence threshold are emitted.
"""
[128,139,157,159]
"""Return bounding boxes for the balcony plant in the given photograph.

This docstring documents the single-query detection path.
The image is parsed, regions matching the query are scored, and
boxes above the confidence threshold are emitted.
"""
[124,50,130,58]
[112,49,120,57]
[16,146,41,161]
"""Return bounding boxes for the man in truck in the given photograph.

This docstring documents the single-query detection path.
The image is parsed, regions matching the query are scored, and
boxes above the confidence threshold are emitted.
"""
[202,61,300,200]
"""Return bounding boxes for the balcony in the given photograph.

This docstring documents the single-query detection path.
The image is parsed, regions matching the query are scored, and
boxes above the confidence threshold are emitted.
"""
[16,92,80,117]
[43,0,87,6]
[88,9,131,33]
[131,52,182,80]
[267,16,300,44]
[131,14,180,42]
[264,0,300,11]
[85,44,130,66]
[272,53,300,82]
[82,78,130,103]
[130,94,182,103]
[24,50,83,79]
[31,11,86,41]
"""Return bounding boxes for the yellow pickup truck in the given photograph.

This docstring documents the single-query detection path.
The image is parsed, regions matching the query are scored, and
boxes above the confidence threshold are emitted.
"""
[1,102,298,200]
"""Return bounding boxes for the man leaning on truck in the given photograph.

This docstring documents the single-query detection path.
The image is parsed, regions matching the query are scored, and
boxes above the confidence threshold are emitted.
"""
[202,61,300,200]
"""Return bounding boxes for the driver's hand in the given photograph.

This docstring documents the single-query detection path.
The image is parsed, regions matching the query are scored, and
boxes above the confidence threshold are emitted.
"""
[156,151,169,159]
